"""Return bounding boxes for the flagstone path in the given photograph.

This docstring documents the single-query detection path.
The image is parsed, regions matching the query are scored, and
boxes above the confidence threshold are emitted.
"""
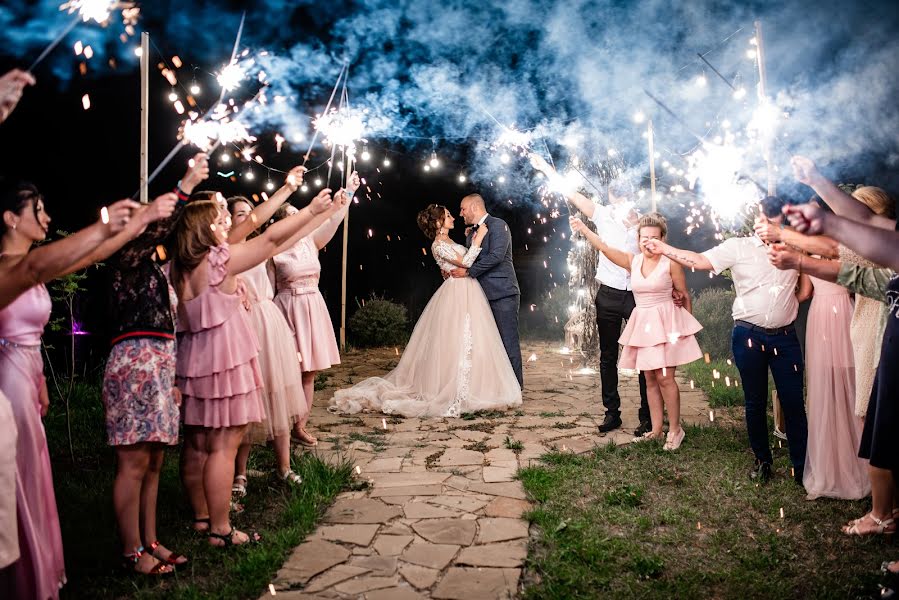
[259,341,719,599]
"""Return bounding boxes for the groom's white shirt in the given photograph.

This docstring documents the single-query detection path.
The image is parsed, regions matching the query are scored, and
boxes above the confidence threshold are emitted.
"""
[476,214,489,227]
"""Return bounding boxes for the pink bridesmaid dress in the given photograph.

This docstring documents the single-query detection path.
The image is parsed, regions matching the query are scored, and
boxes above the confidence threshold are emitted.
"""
[273,236,340,373]
[803,276,870,500]
[176,244,265,428]
[0,284,66,599]
[618,254,703,371]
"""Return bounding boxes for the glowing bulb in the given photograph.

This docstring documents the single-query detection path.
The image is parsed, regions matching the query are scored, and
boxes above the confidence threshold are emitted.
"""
[498,175,506,183]
[245,171,255,181]
[733,87,747,100]
[750,36,758,46]
[458,174,466,183]
[190,84,201,95]
[266,181,275,190]
[500,153,510,164]
[383,158,391,167]
[746,49,757,60]
[134,47,142,57]
[300,184,308,192]
[633,111,645,123]
[361,145,371,161]
[423,164,431,172]
[429,152,439,168]
[695,74,707,87]
[168,91,178,102]
[314,178,322,186]
[221,153,230,163]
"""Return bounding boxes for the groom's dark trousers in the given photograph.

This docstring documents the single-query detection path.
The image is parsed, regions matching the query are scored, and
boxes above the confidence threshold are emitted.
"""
[467,215,524,387]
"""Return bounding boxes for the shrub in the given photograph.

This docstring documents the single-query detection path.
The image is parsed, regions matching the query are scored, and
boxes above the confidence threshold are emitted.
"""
[692,287,736,361]
[348,294,409,348]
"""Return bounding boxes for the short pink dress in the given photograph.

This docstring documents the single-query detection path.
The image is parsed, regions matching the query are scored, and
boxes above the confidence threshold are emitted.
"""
[176,244,265,428]
[273,236,340,373]
[242,260,306,441]
[618,254,703,371]
[0,284,66,598]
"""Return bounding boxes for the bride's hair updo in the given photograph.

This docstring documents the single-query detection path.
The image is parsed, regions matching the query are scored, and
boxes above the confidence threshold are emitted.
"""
[417,204,447,240]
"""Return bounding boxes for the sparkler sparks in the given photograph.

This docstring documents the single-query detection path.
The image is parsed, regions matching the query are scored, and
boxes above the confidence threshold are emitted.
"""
[313,108,366,150]
[181,118,256,150]
[217,60,247,91]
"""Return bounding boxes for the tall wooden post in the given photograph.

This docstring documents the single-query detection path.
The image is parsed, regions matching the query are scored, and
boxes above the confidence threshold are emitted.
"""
[139,32,149,204]
[754,20,775,197]
[648,119,657,212]
[339,153,354,349]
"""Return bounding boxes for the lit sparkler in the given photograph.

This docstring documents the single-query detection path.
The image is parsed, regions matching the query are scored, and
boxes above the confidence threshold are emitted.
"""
[313,107,366,150]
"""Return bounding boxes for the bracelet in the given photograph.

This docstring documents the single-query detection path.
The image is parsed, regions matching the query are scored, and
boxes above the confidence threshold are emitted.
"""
[346,189,355,199]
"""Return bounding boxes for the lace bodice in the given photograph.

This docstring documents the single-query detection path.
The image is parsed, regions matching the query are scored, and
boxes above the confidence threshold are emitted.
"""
[431,240,481,273]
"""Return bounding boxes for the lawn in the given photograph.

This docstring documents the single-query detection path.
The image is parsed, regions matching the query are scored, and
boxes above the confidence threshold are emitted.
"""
[518,425,889,599]
[44,378,353,600]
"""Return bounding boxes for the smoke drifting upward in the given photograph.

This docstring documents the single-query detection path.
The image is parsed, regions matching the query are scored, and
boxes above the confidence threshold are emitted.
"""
[4,0,899,199]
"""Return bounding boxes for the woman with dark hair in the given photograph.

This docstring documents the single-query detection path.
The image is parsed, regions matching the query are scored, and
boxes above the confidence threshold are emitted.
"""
[0,181,172,596]
[172,188,342,548]
[331,203,522,417]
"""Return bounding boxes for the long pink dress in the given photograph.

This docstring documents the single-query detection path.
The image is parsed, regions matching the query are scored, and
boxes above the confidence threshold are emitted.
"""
[273,236,340,373]
[0,284,66,599]
[242,260,306,441]
[618,254,703,371]
[176,244,265,428]
[0,390,17,570]
[802,276,870,500]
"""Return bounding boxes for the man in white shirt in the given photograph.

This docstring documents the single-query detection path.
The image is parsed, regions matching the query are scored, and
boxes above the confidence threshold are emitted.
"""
[645,196,812,484]
[530,154,651,434]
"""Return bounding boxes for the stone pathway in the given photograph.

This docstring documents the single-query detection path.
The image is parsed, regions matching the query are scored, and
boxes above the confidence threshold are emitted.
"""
[260,341,718,599]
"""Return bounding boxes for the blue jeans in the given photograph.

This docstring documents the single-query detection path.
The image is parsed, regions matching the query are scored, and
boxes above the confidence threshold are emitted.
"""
[731,323,807,473]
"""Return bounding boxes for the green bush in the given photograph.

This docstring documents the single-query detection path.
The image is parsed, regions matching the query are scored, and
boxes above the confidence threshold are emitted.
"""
[348,294,409,348]
[692,287,736,361]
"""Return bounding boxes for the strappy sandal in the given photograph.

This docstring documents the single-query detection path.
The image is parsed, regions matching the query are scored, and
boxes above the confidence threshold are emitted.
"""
[842,513,896,537]
[121,546,175,576]
[192,517,210,533]
[291,429,318,447]
[208,527,261,548]
[232,474,248,499]
[147,540,188,565]
[230,500,246,514]
[631,431,663,443]
[278,469,303,486]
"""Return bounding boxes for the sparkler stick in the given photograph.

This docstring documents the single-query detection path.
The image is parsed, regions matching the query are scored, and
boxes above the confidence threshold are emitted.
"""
[696,53,737,91]
[27,15,80,72]
[648,119,657,212]
[303,62,348,166]
[338,79,351,350]
[754,20,776,196]
[139,32,149,204]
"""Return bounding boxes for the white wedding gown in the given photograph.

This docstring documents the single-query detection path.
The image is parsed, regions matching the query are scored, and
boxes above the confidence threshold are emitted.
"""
[330,240,522,417]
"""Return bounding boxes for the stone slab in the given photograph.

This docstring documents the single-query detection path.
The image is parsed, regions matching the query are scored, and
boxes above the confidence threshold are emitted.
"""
[476,518,530,544]
[411,519,477,545]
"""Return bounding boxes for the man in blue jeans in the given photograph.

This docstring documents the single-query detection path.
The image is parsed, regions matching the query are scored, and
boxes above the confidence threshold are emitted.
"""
[645,196,812,484]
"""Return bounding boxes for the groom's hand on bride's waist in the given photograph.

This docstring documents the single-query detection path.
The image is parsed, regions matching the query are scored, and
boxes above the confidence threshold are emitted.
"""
[450,267,468,278]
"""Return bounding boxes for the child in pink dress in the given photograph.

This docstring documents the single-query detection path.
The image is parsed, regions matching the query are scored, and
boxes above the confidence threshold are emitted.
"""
[571,213,702,450]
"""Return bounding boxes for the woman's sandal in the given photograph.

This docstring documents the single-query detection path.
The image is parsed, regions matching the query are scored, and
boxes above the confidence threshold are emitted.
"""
[842,513,896,536]
[279,469,303,486]
[291,429,318,447]
[147,540,188,566]
[208,527,261,548]
[192,517,211,533]
[121,546,175,576]
[230,500,246,514]
[232,474,248,499]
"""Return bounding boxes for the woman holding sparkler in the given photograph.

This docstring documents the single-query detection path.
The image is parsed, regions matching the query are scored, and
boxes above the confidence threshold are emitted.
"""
[569,212,701,450]
[226,167,341,495]
[271,173,360,444]
[171,188,342,548]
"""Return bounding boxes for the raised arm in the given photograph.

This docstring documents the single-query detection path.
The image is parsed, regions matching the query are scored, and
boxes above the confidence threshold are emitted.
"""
[669,261,693,313]
[0,200,141,309]
[791,156,895,230]
[767,244,841,283]
[0,69,35,124]
[227,190,339,275]
[529,154,596,218]
[784,203,899,271]
[273,189,349,255]
[228,165,306,243]
[643,239,715,272]
[837,263,893,302]
[754,218,838,258]
[312,172,360,250]
[569,216,633,271]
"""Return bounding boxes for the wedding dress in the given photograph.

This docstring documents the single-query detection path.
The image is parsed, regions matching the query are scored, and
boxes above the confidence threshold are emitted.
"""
[330,239,522,417]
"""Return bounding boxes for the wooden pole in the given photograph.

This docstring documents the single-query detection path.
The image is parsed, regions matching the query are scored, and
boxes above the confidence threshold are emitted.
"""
[139,32,149,204]
[754,20,775,197]
[648,118,657,212]
[339,152,353,350]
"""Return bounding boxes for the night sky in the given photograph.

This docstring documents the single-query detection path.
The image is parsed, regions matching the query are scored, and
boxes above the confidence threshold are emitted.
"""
[2,0,898,364]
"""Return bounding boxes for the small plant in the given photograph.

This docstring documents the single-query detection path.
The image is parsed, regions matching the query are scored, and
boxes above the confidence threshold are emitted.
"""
[552,421,577,429]
[604,484,644,508]
[348,294,409,348]
[463,440,492,453]
[425,450,445,469]
[504,436,524,453]
[314,372,330,391]
[539,411,565,418]
[631,554,665,579]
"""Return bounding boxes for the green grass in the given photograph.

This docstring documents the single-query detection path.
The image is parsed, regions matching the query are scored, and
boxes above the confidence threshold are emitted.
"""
[519,426,887,599]
[45,378,353,599]
[682,359,744,408]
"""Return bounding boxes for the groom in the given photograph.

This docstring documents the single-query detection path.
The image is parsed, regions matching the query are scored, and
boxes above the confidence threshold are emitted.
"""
[450,193,524,387]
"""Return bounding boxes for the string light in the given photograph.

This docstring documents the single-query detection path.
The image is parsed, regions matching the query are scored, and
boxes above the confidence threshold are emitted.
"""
[458,174,466,183]
[168,90,177,102]
[190,83,201,95]
[382,157,391,167]
[361,145,371,161]
[221,153,230,163]
[695,73,708,87]
[633,111,646,123]
[245,170,255,181]
[429,152,439,168]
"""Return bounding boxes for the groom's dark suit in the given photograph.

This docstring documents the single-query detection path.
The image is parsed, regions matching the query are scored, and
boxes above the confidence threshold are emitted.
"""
[466,215,523,387]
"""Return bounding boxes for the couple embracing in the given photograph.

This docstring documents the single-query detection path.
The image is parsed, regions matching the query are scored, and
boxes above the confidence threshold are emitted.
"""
[331,194,523,417]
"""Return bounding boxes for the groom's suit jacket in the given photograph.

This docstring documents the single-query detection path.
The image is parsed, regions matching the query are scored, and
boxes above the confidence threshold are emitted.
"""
[465,215,520,301]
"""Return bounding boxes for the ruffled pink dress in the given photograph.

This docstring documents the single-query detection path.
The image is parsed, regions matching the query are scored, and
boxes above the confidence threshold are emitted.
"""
[176,244,265,428]
[0,284,66,598]
[242,260,306,441]
[803,276,870,500]
[618,254,703,371]
[273,236,340,373]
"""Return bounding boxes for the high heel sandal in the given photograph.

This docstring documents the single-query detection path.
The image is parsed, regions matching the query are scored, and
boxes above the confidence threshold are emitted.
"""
[278,469,303,486]
[208,527,262,548]
[147,540,188,565]
[291,429,318,447]
[842,513,895,537]
[232,474,248,499]
[192,517,211,534]
[121,546,175,575]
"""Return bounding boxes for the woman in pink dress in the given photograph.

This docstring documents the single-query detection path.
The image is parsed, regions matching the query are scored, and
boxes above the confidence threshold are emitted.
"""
[571,213,702,450]
[225,170,339,492]
[172,191,342,547]
[803,275,870,499]
[272,174,360,446]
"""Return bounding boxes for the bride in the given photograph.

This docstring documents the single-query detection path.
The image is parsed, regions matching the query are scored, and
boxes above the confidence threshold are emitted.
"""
[330,204,522,417]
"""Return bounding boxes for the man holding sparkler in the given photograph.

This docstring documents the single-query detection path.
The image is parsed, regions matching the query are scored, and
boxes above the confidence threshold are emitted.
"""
[643,196,812,485]
[529,154,652,435]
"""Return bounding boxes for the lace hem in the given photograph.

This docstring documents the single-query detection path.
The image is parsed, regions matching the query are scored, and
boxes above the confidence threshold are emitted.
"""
[444,313,472,418]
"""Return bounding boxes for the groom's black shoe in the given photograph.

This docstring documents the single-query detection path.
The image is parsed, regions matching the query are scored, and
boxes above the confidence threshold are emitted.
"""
[597,414,622,433]
[633,420,652,437]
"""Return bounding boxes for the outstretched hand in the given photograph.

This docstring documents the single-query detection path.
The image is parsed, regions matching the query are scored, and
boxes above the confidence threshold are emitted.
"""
[790,155,822,187]
[346,171,361,194]
[0,69,35,124]
[528,153,553,174]
[569,216,588,235]
[103,199,142,234]
[284,166,307,192]
[783,203,827,236]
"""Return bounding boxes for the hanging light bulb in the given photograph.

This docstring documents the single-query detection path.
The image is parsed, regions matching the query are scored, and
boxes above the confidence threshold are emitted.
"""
[633,111,645,123]
[733,87,747,100]
[458,174,466,183]
[190,83,201,95]
[498,175,506,183]
[300,184,309,192]
[266,180,275,191]
[245,171,255,181]
[313,178,322,186]
[695,73,708,88]
[423,164,431,172]
[361,145,371,161]
[500,152,510,164]
[383,157,391,167]
[221,153,230,163]
[429,152,439,168]
[168,90,178,102]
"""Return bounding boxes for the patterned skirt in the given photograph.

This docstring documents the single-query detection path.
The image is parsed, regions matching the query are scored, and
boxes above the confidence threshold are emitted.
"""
[103,337,180,446]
